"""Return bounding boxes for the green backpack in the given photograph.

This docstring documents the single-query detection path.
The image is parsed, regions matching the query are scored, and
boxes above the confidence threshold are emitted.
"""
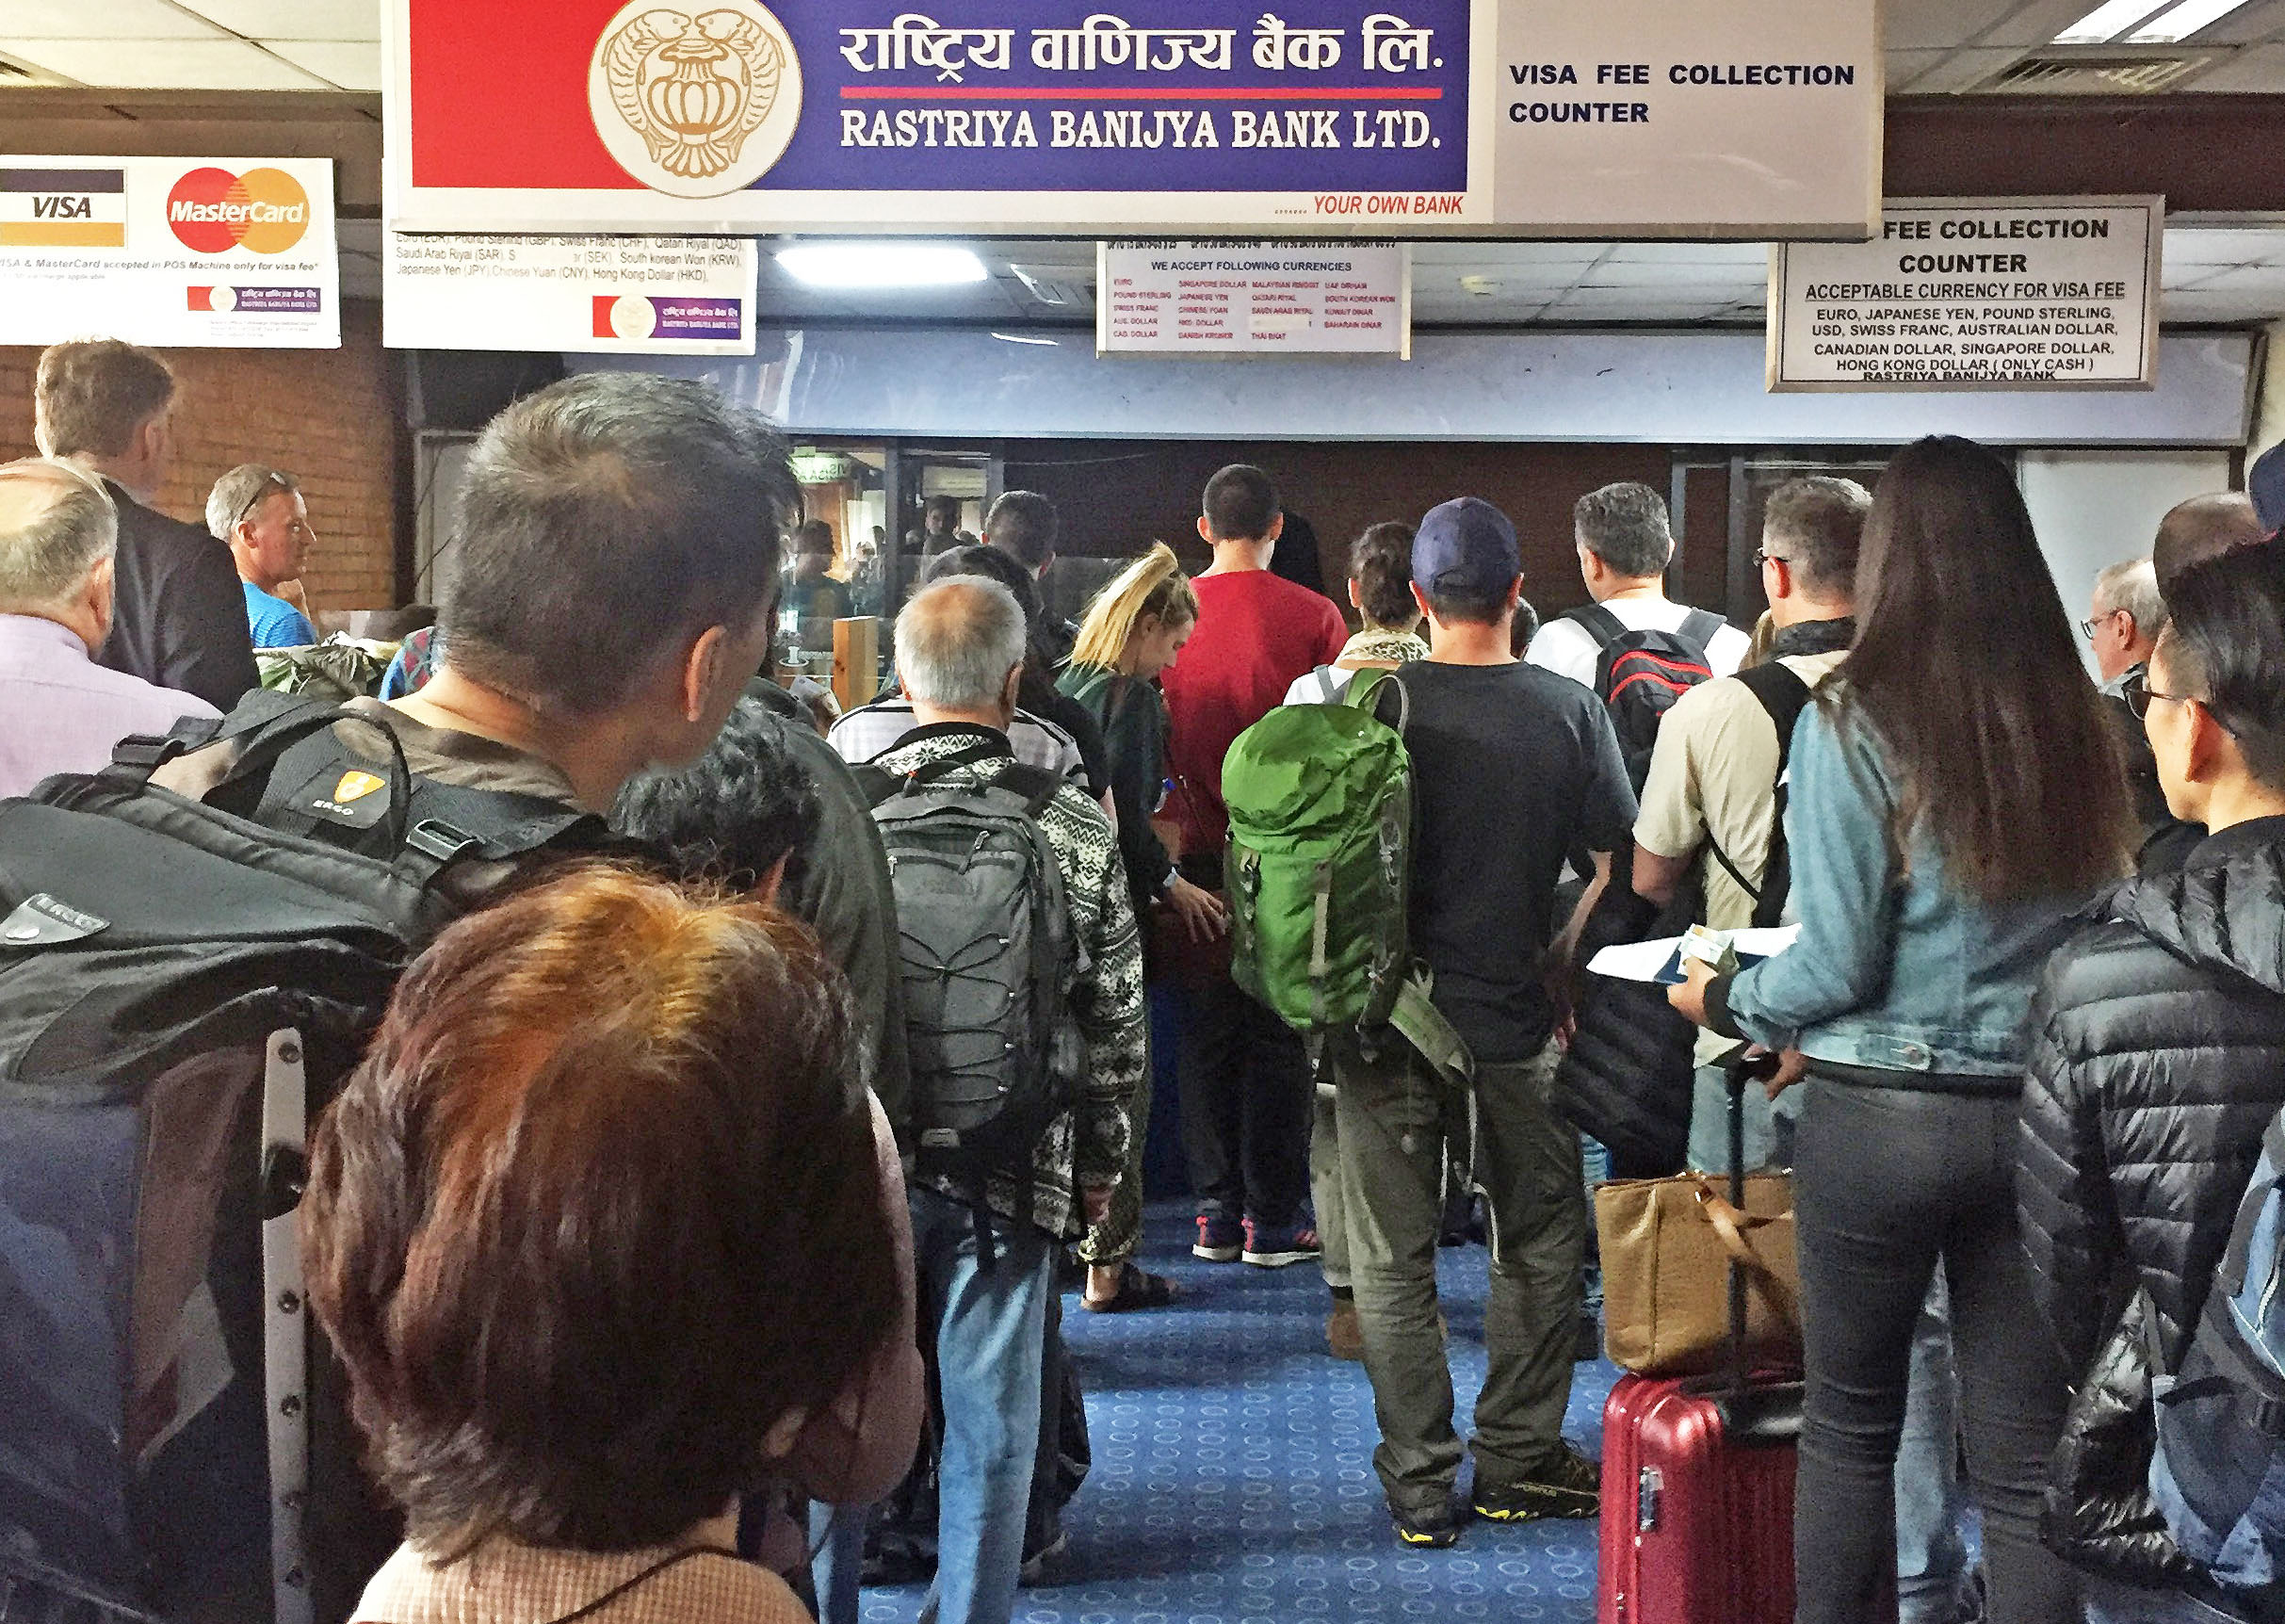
[1222,670,1470,1085]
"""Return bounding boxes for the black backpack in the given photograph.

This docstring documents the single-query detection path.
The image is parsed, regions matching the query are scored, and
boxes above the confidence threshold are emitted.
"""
[1702,662,1814,932]
[0,692,616,1624]
[1568,603,1727,792]
[856,745,1084,1201]
[1553,658,1815,1175]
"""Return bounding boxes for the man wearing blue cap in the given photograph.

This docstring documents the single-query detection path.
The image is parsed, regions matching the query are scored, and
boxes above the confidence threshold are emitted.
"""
[1331,495,1637,1548]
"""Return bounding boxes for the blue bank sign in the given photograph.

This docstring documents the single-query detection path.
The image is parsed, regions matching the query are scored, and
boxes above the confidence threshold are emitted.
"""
[386,0,1882,239]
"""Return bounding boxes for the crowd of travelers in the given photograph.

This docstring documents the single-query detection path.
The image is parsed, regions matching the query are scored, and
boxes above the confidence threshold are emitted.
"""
[2,333,2285,1624]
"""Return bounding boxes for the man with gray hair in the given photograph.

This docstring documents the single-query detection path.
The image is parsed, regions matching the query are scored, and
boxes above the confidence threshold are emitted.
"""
[206,463,316,648]
[1527,479,1750,696]
[863,576,1145,1624]
[35,338,255,710]
[2085,557,2166,689]
[0,457,219,796]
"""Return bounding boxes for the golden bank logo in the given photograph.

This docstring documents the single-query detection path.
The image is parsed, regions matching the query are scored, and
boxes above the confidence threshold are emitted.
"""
[588,1,803,199]
[166,167,311,254]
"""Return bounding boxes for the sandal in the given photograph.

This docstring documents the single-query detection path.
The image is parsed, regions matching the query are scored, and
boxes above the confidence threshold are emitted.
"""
[1082,1262,1177,1312]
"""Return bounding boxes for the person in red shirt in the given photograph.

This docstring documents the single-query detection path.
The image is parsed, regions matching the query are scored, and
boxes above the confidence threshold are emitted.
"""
[1160,464,1350,1267]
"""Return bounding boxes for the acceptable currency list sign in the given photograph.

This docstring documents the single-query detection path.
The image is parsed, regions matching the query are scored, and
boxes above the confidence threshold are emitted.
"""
[383,234,758,353]
[1097,242,1409,356]
[1769,197,2163,392]
[384,0,1879,238]
[0,154,337,348]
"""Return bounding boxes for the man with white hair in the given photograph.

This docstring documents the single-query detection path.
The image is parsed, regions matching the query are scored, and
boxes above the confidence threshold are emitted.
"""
[2085,556,2166,689]
[862,576,1145,1624]
[0,457,218,797]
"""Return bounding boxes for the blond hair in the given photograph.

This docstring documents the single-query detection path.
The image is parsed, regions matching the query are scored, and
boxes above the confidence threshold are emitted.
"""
[1070,543,1200,670]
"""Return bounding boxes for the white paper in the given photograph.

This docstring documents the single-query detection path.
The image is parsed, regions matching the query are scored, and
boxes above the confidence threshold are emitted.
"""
[1586,924,1802,983]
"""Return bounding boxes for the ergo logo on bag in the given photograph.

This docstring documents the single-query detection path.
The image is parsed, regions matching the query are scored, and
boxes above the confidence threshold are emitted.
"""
[166,167,310,253]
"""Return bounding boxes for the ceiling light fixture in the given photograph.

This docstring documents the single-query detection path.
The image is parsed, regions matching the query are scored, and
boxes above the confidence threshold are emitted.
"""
[2126,0,2259,41]
[2051,0,2173,41]
[990,332,1061,346]
[774,243,988,288]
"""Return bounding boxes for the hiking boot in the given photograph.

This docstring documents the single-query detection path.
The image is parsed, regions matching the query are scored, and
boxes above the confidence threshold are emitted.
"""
[1193,1214,1242,1262]
[1473,1445,1601,1522]
[1391,1499,1463,1549]
[1326,1300,1365,1361]
[1241,1218,1321,1267]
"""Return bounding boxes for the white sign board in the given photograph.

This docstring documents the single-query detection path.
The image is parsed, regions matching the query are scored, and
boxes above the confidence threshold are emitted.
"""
[0,156,338,348]
[383,235,758,354]
[1097,241,1410,357]
[1490,0,1882,237]
[1769,197,2163,392]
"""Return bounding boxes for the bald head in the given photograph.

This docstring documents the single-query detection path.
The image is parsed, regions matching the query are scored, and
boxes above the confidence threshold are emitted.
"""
[2155,493,2267,601]
[894,577,1027,718]
[0,457,117,614]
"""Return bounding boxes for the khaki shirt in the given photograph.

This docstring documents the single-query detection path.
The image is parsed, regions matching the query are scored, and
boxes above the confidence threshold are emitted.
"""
[354,1535,805,1624]
[1634,648,1848,1063]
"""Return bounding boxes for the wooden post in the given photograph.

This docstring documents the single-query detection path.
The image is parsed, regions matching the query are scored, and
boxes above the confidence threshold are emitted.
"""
[833,616,880,714]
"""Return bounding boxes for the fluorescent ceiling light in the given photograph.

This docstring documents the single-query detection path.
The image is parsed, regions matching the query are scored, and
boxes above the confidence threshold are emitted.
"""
[2127,0,2259,40]
[2051,0,2172,41]
[775,243,987,288]
[990,332,1060,346]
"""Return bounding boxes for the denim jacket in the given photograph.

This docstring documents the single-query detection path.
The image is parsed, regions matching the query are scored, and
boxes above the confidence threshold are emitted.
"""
[1706,698,2094,1082]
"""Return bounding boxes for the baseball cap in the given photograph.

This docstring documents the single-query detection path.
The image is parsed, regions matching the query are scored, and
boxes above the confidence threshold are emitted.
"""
[1413,496,1520,600]
[2250,441,2285,536]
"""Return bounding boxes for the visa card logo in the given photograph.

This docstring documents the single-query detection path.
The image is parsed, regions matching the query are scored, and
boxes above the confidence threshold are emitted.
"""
[0,168,125,248]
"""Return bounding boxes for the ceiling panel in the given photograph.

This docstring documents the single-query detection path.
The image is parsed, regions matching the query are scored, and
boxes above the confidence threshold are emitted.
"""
[1888,0,2034,51]
[0,0,220,37]
[2185,39,2285,82]
[264,39,379,90]
[1886,48,1959,87]
[3,36,332,87]
[173,0,377,40]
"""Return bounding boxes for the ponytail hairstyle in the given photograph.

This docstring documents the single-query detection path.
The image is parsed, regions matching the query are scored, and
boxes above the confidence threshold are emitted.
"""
[1070,542,1201,670]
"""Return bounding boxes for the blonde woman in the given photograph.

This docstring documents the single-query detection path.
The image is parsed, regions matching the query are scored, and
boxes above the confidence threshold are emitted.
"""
[1059,542,1221,1311]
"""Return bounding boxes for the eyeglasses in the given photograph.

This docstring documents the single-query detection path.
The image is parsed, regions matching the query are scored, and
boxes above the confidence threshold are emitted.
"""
[1754,548,1793,569]
[2080,608,2123,640]
[2121,670,2194,722]
[232,468,293,532]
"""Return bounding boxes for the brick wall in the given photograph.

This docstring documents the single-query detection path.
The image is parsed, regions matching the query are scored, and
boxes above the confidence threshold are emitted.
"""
[0,300,401,614]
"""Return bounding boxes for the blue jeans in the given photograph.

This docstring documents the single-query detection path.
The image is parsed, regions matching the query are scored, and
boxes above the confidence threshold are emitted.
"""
[1897,1274,1973,1624]
[907,1187,1054,1624]
[807,1501,868,1624]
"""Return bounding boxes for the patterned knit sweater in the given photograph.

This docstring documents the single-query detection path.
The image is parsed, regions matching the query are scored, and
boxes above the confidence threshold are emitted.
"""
[870,723,1147,1240]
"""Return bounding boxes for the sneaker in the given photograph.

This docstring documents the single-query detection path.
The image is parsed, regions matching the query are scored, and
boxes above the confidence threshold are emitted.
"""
[1326,1301,1365,1361]
[1017,1529,1070,1587]
[1193,1214,1242,1262]
[1241,1219,1321,1268]
[1391,1500,1463,1549]
[1473,1445,1601,1522]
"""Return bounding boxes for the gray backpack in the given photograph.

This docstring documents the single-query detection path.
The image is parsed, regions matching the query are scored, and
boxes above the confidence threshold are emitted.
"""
[858,744,1084,1195]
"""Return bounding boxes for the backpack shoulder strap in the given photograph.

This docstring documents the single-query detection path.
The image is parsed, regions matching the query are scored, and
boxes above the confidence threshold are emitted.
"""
[1567,603,1628,651]
[991,760,1066,820]
[1312,664,1340,704]
[1345,666,1409,735]
[1677,608,1726,655]
[1734,660,1815,769]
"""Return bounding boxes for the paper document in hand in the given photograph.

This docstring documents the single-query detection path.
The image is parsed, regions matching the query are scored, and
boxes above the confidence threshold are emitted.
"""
[1585,925,1803,984]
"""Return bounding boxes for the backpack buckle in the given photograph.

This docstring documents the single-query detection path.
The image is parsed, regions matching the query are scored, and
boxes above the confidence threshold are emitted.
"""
[404,819,479,864]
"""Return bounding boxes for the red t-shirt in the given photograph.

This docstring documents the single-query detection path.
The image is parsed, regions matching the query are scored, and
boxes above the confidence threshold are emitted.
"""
[1161,569,1350,855]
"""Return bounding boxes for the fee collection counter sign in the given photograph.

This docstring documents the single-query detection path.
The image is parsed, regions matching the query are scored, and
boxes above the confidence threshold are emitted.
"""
[1768,198,2164,392]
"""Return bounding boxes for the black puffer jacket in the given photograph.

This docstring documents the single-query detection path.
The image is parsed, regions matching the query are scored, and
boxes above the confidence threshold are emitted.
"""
[2020,814,2285,1378]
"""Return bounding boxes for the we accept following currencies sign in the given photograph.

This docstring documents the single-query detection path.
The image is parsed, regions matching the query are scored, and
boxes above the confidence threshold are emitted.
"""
[383,0,1879,238]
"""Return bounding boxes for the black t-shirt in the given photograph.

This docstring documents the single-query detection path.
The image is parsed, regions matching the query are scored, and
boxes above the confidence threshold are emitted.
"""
[1396,658,1638,1063]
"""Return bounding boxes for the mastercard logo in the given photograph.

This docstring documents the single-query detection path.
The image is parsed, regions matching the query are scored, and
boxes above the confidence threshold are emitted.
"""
[166,167,310,254]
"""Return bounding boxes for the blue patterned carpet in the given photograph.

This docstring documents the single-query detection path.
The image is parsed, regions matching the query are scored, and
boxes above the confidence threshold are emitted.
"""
[859,1203,1618,1624]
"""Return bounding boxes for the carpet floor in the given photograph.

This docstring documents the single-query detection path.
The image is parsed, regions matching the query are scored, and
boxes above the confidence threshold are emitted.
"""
[858,1202,1616,1624]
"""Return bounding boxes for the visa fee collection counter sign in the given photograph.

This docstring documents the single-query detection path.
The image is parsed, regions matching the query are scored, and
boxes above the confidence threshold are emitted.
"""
[0,157,338,348]
[1769,198,2164,391]
[383,0,1879,238]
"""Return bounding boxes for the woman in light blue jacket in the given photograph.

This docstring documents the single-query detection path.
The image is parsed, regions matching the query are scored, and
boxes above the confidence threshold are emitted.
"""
[1671,436,2135,1624]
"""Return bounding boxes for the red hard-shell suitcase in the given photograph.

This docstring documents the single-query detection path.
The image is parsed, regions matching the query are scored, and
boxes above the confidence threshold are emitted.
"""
[1596,1371,1801,1624]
